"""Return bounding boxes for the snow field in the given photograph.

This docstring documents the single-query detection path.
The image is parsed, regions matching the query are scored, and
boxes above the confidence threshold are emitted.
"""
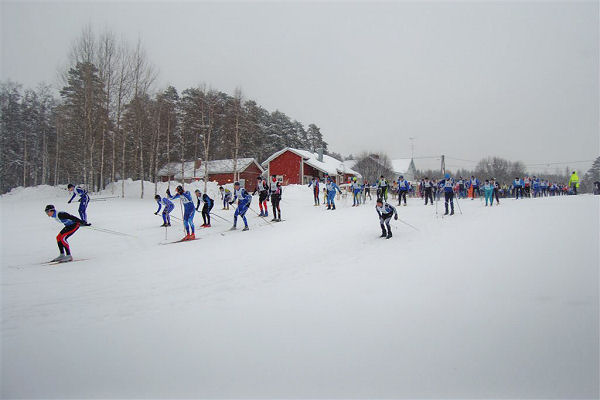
[1,184,598,398]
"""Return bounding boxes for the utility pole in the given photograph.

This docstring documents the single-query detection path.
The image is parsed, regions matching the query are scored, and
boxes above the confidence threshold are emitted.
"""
[409,137,415,159]
[441,155,445,176]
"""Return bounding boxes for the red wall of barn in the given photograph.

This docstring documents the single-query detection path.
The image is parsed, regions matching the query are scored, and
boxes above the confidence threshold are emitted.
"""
[268,151,302,185]
[208,163,264,189]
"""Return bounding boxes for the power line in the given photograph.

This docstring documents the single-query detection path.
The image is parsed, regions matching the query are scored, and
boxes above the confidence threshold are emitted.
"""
[524,159,595,167]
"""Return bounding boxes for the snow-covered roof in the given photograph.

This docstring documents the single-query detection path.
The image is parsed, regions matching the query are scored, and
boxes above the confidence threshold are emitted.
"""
[391,158,412,174]
[262,148,360,177]
[158,158,263,180]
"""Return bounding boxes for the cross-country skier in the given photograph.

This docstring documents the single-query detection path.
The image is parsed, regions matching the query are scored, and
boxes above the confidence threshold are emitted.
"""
[422,177,434,206]
[308,177,320,206]
[513,177,523,199]
[268,175,282,221]
[253,176,269,216]
[351,177,362,206]
[230,181,252,231]
[483,179,494,206]
[375,198,398,239]
[219,186,232,210]
[364,180,372,201]
[67,184,90,222]
[568,171,579,195]
[457,177,466,198]
[439,173,455,215]
[468,176,480,200]
[397,176,410,206]
[377,175,389,201]
[154,194,174,227]
[167,185,195,241]
[532,177,541,198]
[45,204,90,262]
[491,178,500,205]
[326,177,342,210]
[195,190,214,227]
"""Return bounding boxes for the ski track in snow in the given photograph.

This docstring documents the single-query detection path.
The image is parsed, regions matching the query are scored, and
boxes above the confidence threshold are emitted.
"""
[1,184,598,398]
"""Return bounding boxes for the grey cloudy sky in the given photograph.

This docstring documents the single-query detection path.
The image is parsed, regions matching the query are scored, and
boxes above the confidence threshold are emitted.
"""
[2,1,598,172]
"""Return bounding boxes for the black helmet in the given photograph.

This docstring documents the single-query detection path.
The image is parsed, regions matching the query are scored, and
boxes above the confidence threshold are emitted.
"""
[234,181,240,186]
[176,185,184,193]
[67,184,74,189]
[256,176,262,180]
[399,175,403,179]
[154,194,161,200]
[194,189,200,193]
[376,198,383,204]
[45,204,55,213]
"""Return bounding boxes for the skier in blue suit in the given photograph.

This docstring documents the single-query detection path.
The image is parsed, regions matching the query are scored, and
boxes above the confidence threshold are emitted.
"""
[439,173,455,215]
[230,181,252,231]
[513,177,523,199]
[397,176,410,206]
[167,185,195,241]
[154,195,174,227]
[67,184,90,222]
[326,177,342,210]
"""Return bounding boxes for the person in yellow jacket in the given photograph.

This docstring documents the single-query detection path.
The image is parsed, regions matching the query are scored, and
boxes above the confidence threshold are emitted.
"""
[568,171,580,195]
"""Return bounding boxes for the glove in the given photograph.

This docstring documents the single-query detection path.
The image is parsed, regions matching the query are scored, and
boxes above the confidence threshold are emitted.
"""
[68,200,72,204]
[82,222,91,226]
[195,207,199,211]
[229,201,234,205]
[394,215,398,220]
[154,211,159,215]
[166,189,171,196]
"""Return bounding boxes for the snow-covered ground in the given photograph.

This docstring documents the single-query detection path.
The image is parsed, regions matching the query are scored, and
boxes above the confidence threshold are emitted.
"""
[1,183,598,398]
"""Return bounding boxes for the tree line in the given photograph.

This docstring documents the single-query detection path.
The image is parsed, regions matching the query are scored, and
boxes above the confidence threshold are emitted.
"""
[0,26,329,195]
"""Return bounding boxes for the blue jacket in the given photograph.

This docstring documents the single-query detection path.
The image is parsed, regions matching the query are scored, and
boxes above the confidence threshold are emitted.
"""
[326,181,341,193]
[52,211,84,226]
[232,188,252,207]
[169,191,194,211]
[533,179,540,189]
[68,187,89,203]
[468,178,479,188]
[439,178,455,193]
[196,193,214,210]
[513,179,523,188]
[156,197,174,213]
[398,180,410,191]
[376,202,397,219]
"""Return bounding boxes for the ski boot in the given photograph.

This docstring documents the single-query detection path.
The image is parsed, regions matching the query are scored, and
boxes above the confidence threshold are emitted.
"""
[264,210,268,217]
[386,232,392,239]
[444,210,449,215]
[450,210,454,215]
[271,217,277,222]
[259,210,264,217]
[229,225,237,231]
[181,234,190,241]
[160,223,167,227]
[166,223,171,227]
[327,205,331,210]
[59,254,73,263]
[51,254,64,262]
[332,205,336,210]
[242,226,249,231]
[204,224,211,228]
[380,232,387,238]
[188,233,195,240]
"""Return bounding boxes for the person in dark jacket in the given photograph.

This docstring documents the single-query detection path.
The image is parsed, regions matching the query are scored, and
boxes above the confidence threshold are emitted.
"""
[45,204,90,262]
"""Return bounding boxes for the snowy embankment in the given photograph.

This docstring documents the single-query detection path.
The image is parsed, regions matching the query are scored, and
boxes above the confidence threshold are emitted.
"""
[1,183,598,398]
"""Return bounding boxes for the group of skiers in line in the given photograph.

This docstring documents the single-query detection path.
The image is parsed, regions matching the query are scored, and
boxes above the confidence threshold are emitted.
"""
[153,175,283,241]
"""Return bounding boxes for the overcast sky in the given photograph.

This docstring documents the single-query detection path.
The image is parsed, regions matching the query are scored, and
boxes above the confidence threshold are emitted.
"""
[2,1,598,172]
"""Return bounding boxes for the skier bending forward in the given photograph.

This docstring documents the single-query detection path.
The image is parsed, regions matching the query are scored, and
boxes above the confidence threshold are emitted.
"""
[230,181,252,231]
[376,198,398,239]
[45,204,90,262]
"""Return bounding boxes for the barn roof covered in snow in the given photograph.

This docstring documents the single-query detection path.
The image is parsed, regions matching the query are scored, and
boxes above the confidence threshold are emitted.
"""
[391,159,412,174]
[262,148,360,177]
[158,158,263,180]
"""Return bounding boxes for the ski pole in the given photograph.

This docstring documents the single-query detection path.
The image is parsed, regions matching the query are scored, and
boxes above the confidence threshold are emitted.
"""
[211,212,231,223]
[396,218,419,231]
[88,226,136,237]
[454,193,463,215]
[179,198,186,236]
[249,206,275,227]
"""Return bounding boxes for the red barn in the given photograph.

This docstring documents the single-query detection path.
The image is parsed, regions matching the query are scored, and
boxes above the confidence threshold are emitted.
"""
[262,148,359,185]
[158,158,264,189]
